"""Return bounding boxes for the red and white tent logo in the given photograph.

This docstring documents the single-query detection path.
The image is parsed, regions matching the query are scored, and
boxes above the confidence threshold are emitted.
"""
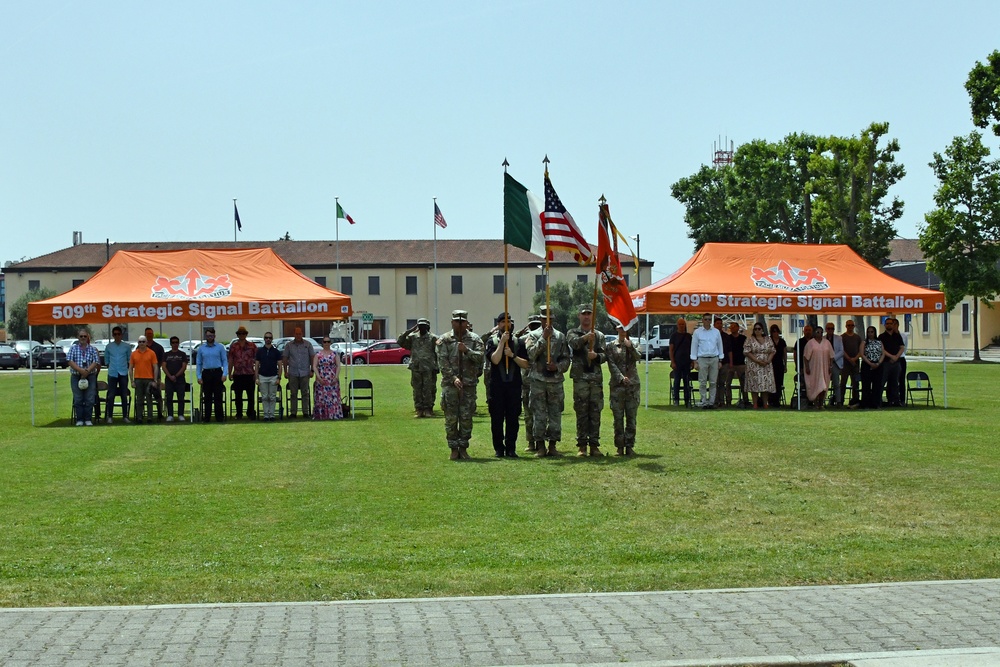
[151,269,233,299]
[750,260,829,293]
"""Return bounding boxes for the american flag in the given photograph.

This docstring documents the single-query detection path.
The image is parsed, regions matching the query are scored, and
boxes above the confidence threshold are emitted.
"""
[434,202,447,229]
[543,173,592,264]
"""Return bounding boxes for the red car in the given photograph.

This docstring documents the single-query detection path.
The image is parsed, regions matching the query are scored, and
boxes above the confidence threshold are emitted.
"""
[347,339,410,365]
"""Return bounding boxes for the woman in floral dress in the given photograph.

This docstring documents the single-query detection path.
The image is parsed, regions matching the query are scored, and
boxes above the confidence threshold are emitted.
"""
[312,338,343,420]
[743,322,776,408]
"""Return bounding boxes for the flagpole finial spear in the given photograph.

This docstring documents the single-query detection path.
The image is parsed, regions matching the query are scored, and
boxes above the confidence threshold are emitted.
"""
[599,194,607,205]
[502,158,509,173]
[542,154,550,176]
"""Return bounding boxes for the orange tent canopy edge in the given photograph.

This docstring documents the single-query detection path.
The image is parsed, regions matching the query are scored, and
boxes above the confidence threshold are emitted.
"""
[27,247,353,325]
[630,243,945,315]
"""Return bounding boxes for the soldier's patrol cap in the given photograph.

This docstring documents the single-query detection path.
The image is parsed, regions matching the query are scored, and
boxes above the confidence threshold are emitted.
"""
[528,314,542,323]
[538,305,552,315]
[451,309,469,322]
[417,318,430,326]
[578,304,593,314]
[495,312,513,324]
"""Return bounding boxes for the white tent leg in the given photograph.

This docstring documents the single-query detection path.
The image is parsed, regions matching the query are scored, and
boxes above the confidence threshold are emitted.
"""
[29,325,36,426]
[643,313,649,409]
[942,315,948,408]
[53,324,58,419]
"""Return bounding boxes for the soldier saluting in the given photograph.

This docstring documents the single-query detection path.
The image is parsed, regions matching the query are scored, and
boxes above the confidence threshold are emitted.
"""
[397,317,438,417]
[436,310,485,460]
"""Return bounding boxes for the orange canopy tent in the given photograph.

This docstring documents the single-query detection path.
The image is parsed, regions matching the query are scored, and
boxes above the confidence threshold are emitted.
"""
[630,243,945,315]
[28,247,352,325]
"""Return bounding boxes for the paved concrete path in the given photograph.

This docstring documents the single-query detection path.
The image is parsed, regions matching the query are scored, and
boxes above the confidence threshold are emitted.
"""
[1,579,998,666]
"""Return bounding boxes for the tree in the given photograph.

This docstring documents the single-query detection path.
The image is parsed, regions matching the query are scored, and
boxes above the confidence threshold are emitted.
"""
[919,131,1000,361]
[671,165,744,249]
[532,280,617,334]
[6,288,85,341]
[966,50,1000,138]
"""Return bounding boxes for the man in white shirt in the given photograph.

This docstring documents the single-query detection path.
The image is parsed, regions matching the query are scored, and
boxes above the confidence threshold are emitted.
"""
[690,313,726,409]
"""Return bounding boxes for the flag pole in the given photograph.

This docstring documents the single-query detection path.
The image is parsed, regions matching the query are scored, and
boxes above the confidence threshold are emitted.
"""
[591,197,604,353]
[233,198,238,242]
[501,159,511,371]
[543,155,552,363]
[433,197,439,332]
[335,196,341,300]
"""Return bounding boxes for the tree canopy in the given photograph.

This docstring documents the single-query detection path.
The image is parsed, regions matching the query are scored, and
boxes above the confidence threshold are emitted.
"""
[6,289,85,341]
[919,131,1000,360]
[966,49,1000,138]
[672,123,904,266]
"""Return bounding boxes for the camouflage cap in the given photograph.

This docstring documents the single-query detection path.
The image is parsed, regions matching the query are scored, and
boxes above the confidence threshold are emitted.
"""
[528,314,543,323]
[451,309,468,322]
[417,318,430,326]
[578,304,593,313]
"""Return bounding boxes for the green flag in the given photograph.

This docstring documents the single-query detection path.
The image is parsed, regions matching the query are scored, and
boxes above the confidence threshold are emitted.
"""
[503,172,546,257]
[336,202,355,225]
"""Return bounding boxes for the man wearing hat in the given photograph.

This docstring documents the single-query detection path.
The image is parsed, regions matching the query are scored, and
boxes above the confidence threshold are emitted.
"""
[228,325,258,420]
[606,326,640,456]
[397,318,438,417]
[282,327,315,418]
[484,312,529,458]
[519,315,543,452]
[566,304,608,456]
[435,309,485,460]
[525,304,571,457]
[67,328,100,426]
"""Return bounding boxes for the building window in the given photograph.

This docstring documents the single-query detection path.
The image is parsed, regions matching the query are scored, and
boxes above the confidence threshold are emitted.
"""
[314,276,326,287]
[903,315,911,333]
[451,275,463,295]
[72,279,84,288]
[622,274,630,288]
[493,275,504,294]
[577,274,588,283]
[790,317,799,333]
[922,313,929,334]
[535,274,546,293]
[943,312,950,334]
[341,276,353,295]
[406,276,417,295]
[28,280,40,291]
[368,276,380,296]
[962,302,971,333]
[406,318,417,330]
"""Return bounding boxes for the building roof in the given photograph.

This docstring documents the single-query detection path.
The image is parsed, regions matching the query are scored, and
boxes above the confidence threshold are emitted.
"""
[8,239,647,272]
[888,239,923,263]
[881,262,941,290]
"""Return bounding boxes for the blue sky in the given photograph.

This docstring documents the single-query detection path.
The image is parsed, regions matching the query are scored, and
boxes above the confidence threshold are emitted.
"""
[3,1,998,281]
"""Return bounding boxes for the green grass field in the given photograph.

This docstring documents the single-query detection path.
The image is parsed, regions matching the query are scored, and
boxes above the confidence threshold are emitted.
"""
[0,360,997,608]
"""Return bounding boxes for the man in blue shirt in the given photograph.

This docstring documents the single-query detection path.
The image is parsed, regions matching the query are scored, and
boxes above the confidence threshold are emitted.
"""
[104,326,132,424]
[196,327,228,422]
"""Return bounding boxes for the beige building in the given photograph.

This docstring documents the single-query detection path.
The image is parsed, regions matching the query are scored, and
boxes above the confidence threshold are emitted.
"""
[6,239,652,341]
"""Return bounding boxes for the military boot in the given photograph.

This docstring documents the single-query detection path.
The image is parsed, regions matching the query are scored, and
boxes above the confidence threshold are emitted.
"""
[458,446,471,460]
[576,443,588,457]
[547,440,560,456]
[450,448,460,461]
[625,445,636,456]
[589,444,604,457]
[534,443,547,458]
[525,440,537,452]
[614,435,625,457]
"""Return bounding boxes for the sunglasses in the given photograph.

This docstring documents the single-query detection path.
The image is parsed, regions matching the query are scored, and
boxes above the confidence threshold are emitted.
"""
[264,336,273,340]
[322,340,331,344]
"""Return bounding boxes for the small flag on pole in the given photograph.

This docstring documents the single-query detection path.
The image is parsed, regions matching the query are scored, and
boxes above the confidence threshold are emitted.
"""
[503,173,546,257]
[597,203,638,331]
[336,202,355,225]
[434,202,448,229]
[234,202,242,232]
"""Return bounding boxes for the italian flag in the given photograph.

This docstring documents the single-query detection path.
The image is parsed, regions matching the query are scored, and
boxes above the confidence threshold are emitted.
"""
[503,172,546,257]
[336,202,355,225]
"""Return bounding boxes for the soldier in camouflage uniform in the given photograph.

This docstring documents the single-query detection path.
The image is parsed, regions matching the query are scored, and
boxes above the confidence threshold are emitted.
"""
[525,305,571,457]
[520,315,542,452]
[566,304,607,457]
[436,309,485,460]
[606,326,640,456]
[397,318,438,417]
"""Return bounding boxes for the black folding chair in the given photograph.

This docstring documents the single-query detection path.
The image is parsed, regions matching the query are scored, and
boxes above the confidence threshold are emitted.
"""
[906,371,935,406]
[348,379,374,416]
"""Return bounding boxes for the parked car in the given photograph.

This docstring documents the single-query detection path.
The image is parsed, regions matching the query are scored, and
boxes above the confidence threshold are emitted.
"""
[0,344,21,369]
[629,336,649,356]
[332,341,367,362]
[90,339,107,366]
[346,339,410,365]
[55,338,78,354]
[31,344,69,369]
[12,340,42,366]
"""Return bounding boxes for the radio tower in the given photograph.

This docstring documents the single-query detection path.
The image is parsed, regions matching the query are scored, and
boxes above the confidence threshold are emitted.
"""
[713,136,734,169]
